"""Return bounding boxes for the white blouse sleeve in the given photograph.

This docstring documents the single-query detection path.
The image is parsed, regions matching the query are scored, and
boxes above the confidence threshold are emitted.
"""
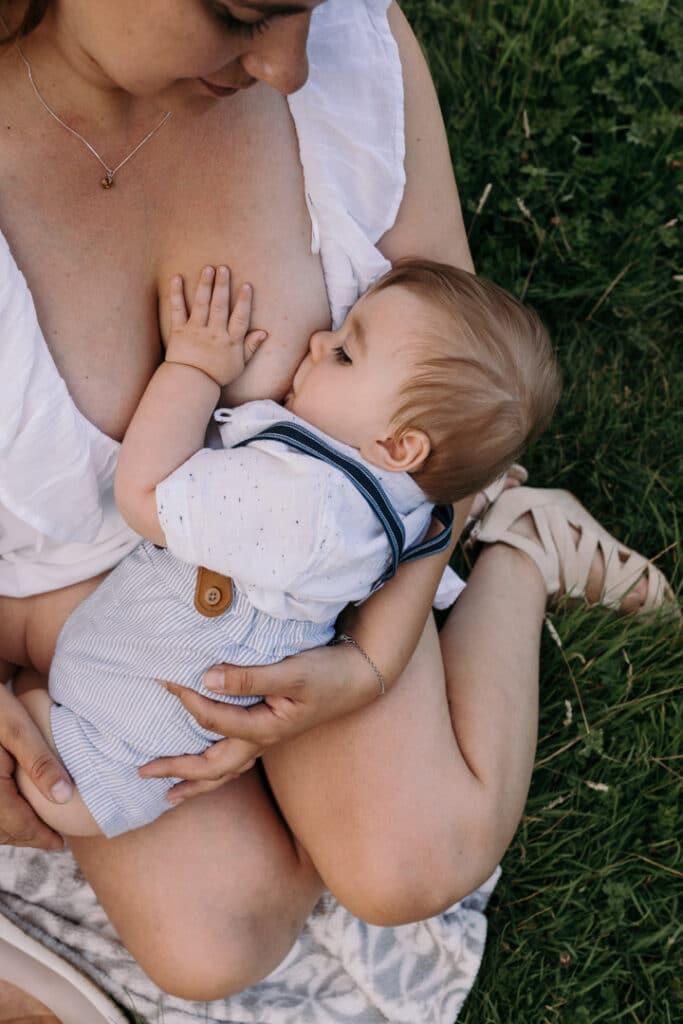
[0,232,105,543]
[288,0,404,327]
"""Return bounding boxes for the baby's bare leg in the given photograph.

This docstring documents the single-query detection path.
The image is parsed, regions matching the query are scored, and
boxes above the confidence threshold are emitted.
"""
[0,573,105,679]
[26,574,107,676]
[14,680,101,837]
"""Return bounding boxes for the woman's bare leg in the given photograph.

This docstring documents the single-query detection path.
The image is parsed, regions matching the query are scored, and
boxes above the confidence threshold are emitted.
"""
[71,791,323,1000]
[38,542,545,1000]
[263,543,547,925]
[262,506,656,925]
[14,668,323,1002]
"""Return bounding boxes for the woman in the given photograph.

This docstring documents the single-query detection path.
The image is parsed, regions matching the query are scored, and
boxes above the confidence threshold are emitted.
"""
[0,0,672,1005]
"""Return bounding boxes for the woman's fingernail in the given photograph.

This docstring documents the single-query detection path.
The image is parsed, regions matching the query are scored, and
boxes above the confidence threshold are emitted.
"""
[203,669,224,690]
[167,795,185,806]
[51,780,74,803]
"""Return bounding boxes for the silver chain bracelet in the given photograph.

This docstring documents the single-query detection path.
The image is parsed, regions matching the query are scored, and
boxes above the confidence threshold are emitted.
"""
[332,633,386,696]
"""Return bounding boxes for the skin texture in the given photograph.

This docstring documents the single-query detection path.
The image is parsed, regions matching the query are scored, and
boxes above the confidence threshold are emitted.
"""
[0,0,646,1002]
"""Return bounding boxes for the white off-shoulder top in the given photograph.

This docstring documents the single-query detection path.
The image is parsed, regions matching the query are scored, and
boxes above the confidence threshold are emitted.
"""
[1,0,467,606]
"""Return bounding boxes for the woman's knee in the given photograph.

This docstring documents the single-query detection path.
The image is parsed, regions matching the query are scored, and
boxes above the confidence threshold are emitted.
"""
[138,907,302,1001]
[326,817,501,927]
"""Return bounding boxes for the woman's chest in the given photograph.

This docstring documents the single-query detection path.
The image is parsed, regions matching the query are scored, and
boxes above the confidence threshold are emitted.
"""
[0,89,329,441]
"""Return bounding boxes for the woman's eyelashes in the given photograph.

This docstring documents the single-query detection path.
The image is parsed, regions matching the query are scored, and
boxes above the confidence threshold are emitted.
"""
[333,345,352,365]
[207,2,273,36]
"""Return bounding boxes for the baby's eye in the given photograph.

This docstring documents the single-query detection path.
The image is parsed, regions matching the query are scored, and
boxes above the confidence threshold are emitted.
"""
[333,345,352,365]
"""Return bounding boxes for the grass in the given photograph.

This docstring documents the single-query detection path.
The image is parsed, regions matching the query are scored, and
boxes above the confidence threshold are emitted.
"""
[401,0,683,1020]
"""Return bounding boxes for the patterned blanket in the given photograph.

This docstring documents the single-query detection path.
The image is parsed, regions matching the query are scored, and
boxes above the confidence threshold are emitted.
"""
[0,847,498,1023]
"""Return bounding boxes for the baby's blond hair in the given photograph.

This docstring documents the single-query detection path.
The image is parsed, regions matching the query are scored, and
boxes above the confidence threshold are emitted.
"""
[371,259,561,504]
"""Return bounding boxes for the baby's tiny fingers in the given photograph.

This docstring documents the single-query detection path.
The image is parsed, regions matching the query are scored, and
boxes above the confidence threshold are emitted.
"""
[244,330,268,363]
[208,265,231,326]
[168,275,188,329]
[227,282,253,341]
[189,265,215,325]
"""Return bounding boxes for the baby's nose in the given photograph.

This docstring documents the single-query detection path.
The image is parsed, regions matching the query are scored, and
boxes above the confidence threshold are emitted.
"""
[309,330,328,361]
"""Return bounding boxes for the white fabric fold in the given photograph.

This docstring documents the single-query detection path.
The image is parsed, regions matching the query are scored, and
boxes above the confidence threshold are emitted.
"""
[0,231,115,543]
[289,0,405,327]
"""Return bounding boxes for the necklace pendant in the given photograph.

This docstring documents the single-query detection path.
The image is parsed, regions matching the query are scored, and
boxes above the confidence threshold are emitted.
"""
[101,172,114,190]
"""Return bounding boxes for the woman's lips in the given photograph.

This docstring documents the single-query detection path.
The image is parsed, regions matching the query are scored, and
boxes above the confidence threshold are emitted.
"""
[198,79,240,97]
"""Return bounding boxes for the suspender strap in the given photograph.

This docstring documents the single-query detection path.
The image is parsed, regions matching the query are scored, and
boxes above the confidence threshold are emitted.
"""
[235,422,453,588]
[401,503,454,565]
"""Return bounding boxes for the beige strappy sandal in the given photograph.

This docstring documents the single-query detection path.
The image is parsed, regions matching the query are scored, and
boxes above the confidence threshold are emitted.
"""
[465,463,528,528]
[472,487,679,617]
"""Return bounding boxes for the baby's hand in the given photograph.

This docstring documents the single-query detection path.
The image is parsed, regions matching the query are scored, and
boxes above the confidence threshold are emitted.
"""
[165,266,267,387]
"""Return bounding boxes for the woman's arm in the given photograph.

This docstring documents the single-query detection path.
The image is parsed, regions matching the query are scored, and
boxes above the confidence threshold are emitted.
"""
[115,266,265,542]
[139,503,469,799]
[379,2,474,273]
[140,3,476,793]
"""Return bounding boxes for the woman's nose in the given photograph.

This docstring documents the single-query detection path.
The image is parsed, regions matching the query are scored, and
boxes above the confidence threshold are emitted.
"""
[241,15,312,95]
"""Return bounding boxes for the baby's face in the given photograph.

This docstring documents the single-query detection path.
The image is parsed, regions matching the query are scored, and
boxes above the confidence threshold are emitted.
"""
[283,285,431,463]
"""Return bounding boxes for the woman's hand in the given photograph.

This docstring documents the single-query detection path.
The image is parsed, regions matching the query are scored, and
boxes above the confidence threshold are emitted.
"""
[139,641,380,802]
[0,685,73,850]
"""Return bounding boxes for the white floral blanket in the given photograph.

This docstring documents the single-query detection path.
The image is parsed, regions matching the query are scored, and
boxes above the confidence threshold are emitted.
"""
[0,847,498,1023]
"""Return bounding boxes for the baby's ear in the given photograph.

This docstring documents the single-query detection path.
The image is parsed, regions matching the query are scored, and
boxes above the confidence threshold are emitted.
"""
[363,429,431,474]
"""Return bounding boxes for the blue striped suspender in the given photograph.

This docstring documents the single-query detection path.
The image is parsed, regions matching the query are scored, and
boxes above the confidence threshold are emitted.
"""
[235,422,454,592]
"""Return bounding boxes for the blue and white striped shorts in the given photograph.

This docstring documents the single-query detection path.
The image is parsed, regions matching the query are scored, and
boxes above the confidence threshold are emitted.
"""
[49,542,332,838]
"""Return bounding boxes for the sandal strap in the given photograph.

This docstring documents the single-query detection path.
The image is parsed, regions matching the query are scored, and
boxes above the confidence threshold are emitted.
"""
[473,488,565,597]
[474,487,677,616]
[465,463,528,528]
[599,543,670,612]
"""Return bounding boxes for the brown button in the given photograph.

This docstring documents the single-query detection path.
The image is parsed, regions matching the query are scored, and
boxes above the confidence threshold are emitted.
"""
[194,566,233,617]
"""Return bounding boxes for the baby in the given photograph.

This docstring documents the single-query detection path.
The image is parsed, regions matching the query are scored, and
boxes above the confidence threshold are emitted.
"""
[14,258,560,838]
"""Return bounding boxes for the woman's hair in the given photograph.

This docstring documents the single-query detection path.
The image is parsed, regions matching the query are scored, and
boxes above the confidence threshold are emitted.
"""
[371,259,561,505]
[0,0,49,43]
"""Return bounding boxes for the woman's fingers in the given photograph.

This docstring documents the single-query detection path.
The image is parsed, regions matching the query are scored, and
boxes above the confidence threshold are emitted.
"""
[154,680,294,745]
[0,688,73,805]
[202,653,312,700]
[0,691,71,850]
[0,772,64,850]
[140,644,383,785]
[144,646,378,783]
[165,778,230,803]
[167,767,257,804]
[140,737,261,784]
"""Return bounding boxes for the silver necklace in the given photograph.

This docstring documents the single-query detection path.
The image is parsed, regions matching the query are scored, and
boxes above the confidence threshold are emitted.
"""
[15,42,172,190]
